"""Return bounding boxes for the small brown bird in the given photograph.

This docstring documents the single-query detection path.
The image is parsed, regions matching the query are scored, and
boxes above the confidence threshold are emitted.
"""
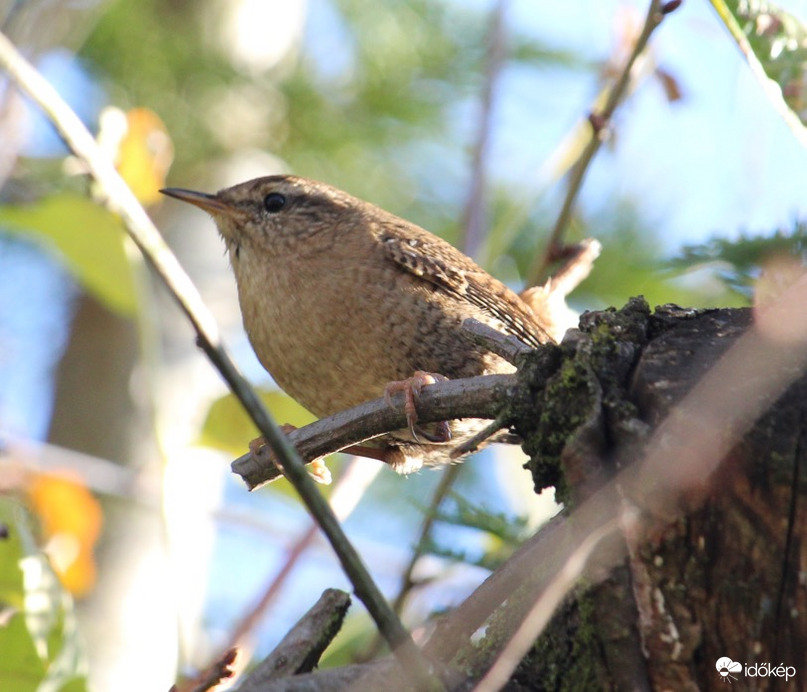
[162,176,552,473]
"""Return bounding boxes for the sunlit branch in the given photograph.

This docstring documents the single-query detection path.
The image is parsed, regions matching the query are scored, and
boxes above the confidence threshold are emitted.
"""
[459,0,509,258]
[230,373,519,488]
[0,30,437,688]
[525,0,678,287]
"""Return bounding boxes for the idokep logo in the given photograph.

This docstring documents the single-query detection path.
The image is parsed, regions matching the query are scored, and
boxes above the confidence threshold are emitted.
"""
[715,657,797,684]
[715,658,742,683]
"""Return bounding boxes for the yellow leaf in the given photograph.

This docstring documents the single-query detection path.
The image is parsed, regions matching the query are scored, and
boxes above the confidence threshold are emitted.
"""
[27,474,102,598]
[109,107,174,206]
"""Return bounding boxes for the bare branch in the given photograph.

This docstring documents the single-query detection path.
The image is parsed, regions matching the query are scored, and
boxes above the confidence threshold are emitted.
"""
[449,415,509,459]
[526,0,677,287]
[361,463,465,662]
[459,0,509,258]
[170,648,237,692]
[231,373,519,488]
[237,589,351,690]
[0,30,434,685]
[460,318,533,364]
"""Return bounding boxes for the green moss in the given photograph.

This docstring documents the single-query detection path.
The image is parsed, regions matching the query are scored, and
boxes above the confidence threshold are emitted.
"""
[525,359,595,503]
[513,298,652,505]
[499,588,604,691]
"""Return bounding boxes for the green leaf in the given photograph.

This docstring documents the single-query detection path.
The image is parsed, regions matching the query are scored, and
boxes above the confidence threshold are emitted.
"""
[0,500,46,692]
[199,389,316,457]
[0,194,138,316]
[668,224,807,298]
[0,610,46,692]
[200,389,350,501]
[0,498,88,692]
[711,0,807,125]
[318,612,377,669]
[0,509,25,609]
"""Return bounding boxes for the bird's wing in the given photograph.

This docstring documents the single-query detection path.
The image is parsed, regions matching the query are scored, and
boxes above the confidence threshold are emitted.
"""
[378,222,552,348]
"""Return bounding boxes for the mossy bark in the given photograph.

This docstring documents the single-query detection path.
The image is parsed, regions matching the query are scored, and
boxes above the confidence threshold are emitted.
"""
[491,299,806,691]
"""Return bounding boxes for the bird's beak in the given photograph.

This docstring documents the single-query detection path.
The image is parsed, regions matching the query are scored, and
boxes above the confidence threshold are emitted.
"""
[160,188,234,216]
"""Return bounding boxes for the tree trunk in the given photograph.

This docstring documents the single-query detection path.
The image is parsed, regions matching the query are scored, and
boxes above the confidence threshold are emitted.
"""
[496,300,806,691]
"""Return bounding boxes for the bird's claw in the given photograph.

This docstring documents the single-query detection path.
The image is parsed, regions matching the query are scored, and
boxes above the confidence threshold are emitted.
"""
[384,371,451,443]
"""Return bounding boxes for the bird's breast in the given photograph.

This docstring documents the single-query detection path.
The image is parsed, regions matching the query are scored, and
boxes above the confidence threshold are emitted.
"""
[231,250,512,417]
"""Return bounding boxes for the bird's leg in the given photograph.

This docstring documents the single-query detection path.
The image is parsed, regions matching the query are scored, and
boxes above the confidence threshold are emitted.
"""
[384,371,452,443]
[249,425,332,484]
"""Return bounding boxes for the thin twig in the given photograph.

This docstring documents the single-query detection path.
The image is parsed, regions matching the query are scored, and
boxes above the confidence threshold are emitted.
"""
[449,414,508,459]
[170,647,238,692]
[525,0,676,287]
[362,463,465,661]
[459,0,509,258]
[460,318,532,364]
[395,464,465,616]
[0,30,436,688]
[364,3,511,664]
[373,3,512,658]
[394,0,515,625]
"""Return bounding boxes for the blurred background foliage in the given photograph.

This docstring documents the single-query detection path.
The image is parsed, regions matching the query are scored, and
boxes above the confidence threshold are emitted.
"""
[2,0,807,689]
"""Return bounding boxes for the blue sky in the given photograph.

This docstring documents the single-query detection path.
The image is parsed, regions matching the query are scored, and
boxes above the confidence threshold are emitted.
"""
[497,0,807,246]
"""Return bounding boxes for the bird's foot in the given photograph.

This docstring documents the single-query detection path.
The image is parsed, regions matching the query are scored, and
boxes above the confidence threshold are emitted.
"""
[384,371,451,443]
[249,426,332,485]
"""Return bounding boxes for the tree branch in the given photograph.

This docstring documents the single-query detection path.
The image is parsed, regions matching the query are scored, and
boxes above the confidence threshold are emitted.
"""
[460,317,533,364]
[459,0,508,258]
[0,30,436,687]
[231,373,519,489]
[237,589,351,690]
[525,0,679,287]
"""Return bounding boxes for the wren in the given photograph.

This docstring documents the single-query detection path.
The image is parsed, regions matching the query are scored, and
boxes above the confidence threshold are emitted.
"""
[162,175,552,473]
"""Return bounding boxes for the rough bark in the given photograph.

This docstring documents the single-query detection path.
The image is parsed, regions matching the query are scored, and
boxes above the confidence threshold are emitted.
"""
[498,300,806,691]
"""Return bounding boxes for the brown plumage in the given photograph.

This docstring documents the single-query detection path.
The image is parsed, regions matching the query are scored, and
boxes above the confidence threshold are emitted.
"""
[162,175,551,472]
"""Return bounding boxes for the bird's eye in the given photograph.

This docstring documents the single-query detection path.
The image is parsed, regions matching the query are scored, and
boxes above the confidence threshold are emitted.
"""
[263,192,286,213]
